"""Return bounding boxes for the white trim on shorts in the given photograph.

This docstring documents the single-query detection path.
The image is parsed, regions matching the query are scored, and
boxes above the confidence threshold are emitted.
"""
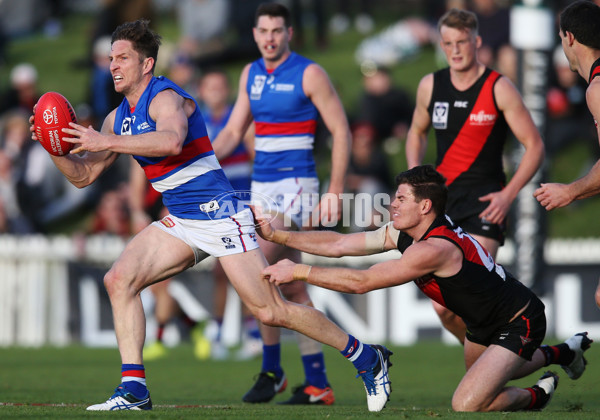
[152,208,259,263]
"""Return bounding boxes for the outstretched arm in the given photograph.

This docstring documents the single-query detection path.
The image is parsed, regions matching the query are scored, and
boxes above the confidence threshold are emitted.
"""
[262,238,458,294]
[251,205,399,257]
[535,79,600,209]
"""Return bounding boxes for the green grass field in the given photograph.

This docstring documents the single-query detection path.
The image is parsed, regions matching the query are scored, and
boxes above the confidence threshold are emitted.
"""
[0,340,598,419]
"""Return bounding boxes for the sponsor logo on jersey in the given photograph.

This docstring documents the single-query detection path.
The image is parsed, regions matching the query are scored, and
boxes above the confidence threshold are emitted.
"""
[121,118,132,135]
[271,83,295,92]
[160,217,176,228]
[137,121,151,131]
[250,75,267,100]
[469,110,496,126]
[432,102,449,129]
[221,237,236,249]
[199,200,221,213]
[454,101,468,108]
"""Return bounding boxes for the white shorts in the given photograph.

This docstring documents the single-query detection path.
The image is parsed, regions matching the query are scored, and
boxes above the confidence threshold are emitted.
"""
[251,177,319,229]
[152,208,259,262]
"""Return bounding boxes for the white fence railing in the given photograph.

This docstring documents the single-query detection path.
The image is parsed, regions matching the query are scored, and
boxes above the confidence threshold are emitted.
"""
[1,235,600,347]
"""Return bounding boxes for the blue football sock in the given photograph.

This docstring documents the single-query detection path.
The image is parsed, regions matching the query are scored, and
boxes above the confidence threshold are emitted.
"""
[302,353,328,388]
[121,364,148,397]
[261,343,283,377]
[340,335,377,372]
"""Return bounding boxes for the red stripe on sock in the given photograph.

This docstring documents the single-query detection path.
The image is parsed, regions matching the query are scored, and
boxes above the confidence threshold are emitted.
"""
[122,370,146,378]
[526,387,537,409]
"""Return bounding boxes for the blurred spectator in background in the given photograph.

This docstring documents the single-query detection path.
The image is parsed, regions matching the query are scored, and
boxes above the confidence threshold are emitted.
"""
[0,133,33,234]
[81,0,155,68]
[89,36,122,126]
[0,63,41,115]
[354,65,413,153]
[354,17,436,68]
[43,0,65,38]
[346,121,392,231]
[545,45,599,163]
[88,185,130,237]
[471,0,510,69]
[167,51,198,94]
[176,0,229,59]
[196,67,261,360]
[0,111,34,233]
[289,0,328,50]
[0,111,93,233]
[195,0,264,68]
[329,0,374,35]
[0,19,6,66]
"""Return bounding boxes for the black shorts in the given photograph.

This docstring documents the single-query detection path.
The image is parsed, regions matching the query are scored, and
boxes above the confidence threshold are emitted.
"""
[466,297,546,361]
[446,183,507,244]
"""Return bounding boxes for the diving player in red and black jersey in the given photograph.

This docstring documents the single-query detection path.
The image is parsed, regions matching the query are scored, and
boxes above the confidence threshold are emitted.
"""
[406,8,545,343]
[534,0,600,309]
[254,165,592,412]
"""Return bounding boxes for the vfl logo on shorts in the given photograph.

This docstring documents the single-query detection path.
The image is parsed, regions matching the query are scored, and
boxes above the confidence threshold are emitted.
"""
[432,102,449,129]
[221,237,236,249]
[160,217,176,228]
[199,200,220,213]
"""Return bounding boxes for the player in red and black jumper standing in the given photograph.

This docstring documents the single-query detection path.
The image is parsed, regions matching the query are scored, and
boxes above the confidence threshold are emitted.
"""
[406,8,545,344]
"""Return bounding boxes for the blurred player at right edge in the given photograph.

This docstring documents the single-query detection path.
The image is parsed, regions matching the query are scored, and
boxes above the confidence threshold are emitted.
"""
[534,0,600,309]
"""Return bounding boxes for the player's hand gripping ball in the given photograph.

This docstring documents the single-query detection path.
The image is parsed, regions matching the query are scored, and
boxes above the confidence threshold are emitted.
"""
[34,92,77,156]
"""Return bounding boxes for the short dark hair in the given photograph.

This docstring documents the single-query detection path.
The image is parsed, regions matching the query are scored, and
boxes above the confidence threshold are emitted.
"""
[255,2,291,28]
[438,8,478,36]
[560,0,600,50]
[111,19,162,72]
[395,165,447,217]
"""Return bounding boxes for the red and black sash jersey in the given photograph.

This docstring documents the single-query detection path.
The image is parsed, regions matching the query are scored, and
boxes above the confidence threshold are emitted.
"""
[589,57,600,84]
[590,58,600,129]
[396,217,534,329]
[428,68,508,188]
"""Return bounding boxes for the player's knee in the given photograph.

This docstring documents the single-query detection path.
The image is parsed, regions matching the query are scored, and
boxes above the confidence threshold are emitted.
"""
[452,396,482,412]
[452,390,490,412]
[103,267,137,298]
[251,306,281,328]
[253,302,295,329]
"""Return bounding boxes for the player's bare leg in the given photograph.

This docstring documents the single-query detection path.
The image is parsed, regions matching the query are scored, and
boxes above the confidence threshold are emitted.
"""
[220,248,392,411]
[454,341,554,412]
[218,248,348,349]
[104,225,196,364]
[87,225,197,411]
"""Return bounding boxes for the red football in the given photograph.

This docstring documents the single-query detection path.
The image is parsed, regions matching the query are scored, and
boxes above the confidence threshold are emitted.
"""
[34,92,77,156]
